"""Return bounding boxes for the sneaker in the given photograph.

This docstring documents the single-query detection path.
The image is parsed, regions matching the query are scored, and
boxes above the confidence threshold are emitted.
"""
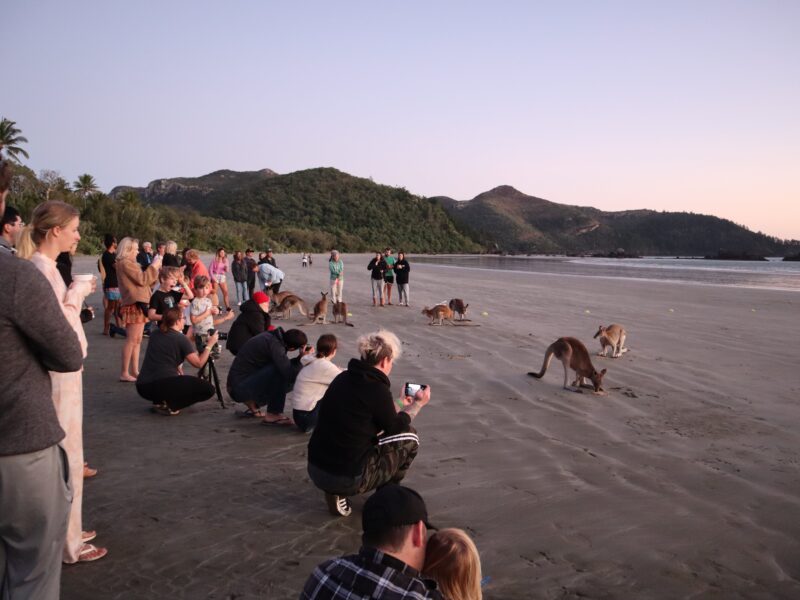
[325,493,352,517]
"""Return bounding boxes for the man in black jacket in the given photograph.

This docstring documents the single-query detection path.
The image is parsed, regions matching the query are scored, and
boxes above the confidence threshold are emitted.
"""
[308,330,431,517]
[226,327,312,423]
[226,291,271,356]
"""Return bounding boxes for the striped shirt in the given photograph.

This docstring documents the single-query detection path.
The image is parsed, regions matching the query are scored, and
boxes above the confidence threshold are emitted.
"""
[301,547,443,600]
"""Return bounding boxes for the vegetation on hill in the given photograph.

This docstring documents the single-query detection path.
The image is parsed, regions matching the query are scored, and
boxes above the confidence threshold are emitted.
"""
[437,186,800,256]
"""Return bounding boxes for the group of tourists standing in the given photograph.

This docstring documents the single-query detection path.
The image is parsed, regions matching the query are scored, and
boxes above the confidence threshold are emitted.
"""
[368,247,411,306]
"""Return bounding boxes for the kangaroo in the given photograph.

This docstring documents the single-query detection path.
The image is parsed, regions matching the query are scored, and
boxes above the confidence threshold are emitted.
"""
[271,294,308,319]
[594,324,628,358]
[528,337,607,394]
[422,305,455,326]
[267,290,296,307]
[332,301,354,327]
[448,298,469,321]
[310,292,329,324]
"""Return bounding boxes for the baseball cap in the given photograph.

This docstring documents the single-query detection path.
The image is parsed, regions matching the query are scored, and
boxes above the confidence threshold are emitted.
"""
[362,484,436,534]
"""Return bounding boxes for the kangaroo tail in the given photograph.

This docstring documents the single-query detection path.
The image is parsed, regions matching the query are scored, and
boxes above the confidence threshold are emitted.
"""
[297,301,308,317]
[528,346,554,379]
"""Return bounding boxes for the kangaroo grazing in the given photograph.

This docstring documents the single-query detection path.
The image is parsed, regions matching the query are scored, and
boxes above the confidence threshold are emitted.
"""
[310,292,329,324]
[269,290,297,306]
[594,324,628,358]
[332,301,354,327]
[448,298,469,321]
[422,305,455,326]
[528,337,608,394]
[271,294,308,319]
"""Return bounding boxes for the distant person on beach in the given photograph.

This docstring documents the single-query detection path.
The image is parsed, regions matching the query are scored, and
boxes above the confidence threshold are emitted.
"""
[1,163,84,597]
[301,484,444,600]
[116,237,161,382]
[209,247,232,311]
[290,334,341,433]
[301,253,308,268]
[99,234,125,337]
[226,290,272,356]
[244,248,257,297]
[395,251,411,307]
[367,251,387,306]
[136,241,154,270]
[329,249,344,303]
[1,204,23,254]
[136,307,217,416]
[22,200,108,563]
[383,248,396,305]
[226,328,312,422]
[423,529,483,600]
[231,250,249,305]
[307,330,430,516]
[162,240,181,267]
[265,248,277,267]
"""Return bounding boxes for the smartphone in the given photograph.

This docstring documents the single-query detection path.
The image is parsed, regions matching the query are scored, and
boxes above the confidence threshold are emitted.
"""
[404,383,427,397]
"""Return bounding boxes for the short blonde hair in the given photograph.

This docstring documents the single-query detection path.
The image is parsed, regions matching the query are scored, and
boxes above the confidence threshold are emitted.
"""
[357,330,401,366]
[423,528,482,600]
[116,237,139,261]
[166,240,178,254]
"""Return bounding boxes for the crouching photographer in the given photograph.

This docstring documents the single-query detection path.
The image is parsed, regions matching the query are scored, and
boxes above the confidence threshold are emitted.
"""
[136,307,217,415]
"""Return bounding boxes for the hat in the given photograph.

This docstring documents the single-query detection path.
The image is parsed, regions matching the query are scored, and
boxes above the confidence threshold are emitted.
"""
[362,484,436,534]
[266,248,273,253]
[252,291,269,305]
[246,248,254,253]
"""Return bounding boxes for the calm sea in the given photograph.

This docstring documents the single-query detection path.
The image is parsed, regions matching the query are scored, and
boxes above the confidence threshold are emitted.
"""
[413,256,800,292]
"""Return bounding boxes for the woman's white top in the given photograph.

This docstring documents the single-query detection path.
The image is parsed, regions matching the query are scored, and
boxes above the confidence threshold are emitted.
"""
[289,356,342,412]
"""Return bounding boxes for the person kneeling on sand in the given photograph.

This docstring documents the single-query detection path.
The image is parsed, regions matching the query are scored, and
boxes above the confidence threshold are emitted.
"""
[301,484,444,599]
[290,334,342,433]
[226,328,313,422]
[225,291,272,356]
[307,330,431,516]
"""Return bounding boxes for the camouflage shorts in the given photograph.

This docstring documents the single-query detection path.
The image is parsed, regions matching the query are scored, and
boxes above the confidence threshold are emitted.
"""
[357,427,419,495]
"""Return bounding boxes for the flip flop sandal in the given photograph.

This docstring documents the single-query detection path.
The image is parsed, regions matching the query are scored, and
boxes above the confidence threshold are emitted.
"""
[261,416,294,426]
[237,409,264,418]
[82,530,97,543]
[76,543,108,563]
[83,463,98,479]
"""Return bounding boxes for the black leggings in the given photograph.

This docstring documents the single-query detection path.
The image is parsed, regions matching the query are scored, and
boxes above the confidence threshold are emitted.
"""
[136,376,215,411]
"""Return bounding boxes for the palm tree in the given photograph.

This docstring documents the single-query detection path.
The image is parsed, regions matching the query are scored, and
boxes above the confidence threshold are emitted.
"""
[74,173,99,199]
[0,118,30,163]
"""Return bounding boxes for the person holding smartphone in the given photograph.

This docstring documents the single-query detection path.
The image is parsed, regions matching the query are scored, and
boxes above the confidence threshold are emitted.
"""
[307,329,431,517]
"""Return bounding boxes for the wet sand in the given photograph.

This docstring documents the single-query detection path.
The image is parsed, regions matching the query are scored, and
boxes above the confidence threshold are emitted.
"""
[62,254,800,599]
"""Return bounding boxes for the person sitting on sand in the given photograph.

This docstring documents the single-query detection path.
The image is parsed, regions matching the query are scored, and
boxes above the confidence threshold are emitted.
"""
[307,330,431,516]
[301,484,444,600]
[136,307,217,415]
[226,290,272,356]
[290,334,342,433]
[226,328,313,422]
[423,529,483,600]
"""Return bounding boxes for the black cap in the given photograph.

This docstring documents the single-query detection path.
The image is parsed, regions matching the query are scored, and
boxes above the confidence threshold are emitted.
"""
[362,484,436,534]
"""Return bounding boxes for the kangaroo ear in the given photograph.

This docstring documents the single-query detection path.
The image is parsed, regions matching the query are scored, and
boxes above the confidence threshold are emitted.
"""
[465,304,469,309]
[601,368,607,375]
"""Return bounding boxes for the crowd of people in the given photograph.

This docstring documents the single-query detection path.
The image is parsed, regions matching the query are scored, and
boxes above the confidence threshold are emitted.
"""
[0,163,482,599]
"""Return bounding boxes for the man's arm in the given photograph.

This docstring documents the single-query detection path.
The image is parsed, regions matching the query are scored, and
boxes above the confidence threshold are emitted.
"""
[14,261,82,372]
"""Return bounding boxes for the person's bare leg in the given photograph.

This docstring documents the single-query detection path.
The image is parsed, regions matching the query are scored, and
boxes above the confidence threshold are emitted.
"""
[129,323,144,378]
[120,323,144,380]
[220,282,231,309]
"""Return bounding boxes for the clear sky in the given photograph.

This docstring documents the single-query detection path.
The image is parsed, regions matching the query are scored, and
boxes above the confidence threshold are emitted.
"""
[4,1,799,239]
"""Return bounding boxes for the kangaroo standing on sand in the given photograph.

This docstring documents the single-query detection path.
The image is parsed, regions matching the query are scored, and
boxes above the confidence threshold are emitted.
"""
[271,294,308,319]
[448,298,469,321]
[528,337,607,394]
[310,292,329,324]
[594,324,628,358]
[332,301,354,326]
[422,305,454,326]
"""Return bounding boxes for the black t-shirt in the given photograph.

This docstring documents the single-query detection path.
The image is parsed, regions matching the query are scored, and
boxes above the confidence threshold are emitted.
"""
[137,328,195,385]
[101,251,118,289]
[149,289,184,316]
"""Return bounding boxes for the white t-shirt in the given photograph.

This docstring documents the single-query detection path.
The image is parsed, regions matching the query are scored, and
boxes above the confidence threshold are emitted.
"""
[288,356,342,412]
[191,297,214,333]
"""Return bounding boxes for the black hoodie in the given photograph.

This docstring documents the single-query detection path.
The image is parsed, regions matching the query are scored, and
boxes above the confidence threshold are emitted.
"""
[308,358,411,476]
[226,299,271,355]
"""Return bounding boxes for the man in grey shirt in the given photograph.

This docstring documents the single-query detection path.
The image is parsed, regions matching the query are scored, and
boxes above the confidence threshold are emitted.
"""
[0,160,83,599]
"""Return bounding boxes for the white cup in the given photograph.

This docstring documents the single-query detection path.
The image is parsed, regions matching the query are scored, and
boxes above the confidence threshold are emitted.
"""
[73,273,95,282]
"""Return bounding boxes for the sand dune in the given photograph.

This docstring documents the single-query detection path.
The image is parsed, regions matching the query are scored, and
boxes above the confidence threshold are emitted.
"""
[62,253,800,599]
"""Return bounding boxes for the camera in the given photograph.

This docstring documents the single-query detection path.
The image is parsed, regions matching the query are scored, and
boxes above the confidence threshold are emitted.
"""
[404,382,427,397]
[207,328,228,340]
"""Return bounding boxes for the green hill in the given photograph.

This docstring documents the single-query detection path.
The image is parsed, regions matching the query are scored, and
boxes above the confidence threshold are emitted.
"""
[436,185,799,256]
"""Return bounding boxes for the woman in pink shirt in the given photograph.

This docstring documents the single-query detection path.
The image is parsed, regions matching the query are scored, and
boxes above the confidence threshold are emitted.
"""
[19,201,108,563]
[208,247,231,311]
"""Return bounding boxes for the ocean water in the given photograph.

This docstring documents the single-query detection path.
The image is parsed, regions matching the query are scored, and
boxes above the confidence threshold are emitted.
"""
[413,255,800,292]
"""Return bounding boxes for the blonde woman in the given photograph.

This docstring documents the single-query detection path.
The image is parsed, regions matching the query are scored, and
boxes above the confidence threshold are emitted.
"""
[423,528,483,600]
[116,237,161,382]
[208,247,231,310]
[21,201,108,563]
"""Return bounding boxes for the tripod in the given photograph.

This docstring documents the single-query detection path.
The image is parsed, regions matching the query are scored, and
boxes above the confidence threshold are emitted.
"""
[198,356,225,408]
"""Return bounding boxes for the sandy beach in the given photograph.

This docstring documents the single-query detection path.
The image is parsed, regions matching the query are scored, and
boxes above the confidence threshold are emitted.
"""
[61,253,800,599]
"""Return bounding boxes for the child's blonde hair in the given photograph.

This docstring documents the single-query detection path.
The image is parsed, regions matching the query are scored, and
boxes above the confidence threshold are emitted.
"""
[423,528,482,600]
